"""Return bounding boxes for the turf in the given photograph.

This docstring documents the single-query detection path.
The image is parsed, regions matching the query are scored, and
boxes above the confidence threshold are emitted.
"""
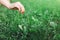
[0,0,60,40]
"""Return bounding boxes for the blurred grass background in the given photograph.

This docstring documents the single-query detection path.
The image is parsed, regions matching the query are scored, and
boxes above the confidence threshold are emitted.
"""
[0,0,60,40]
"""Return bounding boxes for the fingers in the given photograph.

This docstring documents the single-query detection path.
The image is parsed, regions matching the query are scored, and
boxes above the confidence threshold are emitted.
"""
[10,2,25,14]
[16,2,25,13]
[13,2,21,11]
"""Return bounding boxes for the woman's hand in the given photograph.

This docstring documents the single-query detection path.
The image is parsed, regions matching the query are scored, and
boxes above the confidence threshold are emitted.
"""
[10,2,25,13]
[0,0,25,13]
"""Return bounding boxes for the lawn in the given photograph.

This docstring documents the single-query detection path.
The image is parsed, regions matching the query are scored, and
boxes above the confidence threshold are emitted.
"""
[0,0,60,40]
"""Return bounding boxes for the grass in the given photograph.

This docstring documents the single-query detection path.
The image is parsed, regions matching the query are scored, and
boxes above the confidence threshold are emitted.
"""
[0,0,60,40]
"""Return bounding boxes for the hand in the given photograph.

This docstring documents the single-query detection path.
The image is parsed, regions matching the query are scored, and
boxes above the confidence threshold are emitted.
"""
[10,2,25,13]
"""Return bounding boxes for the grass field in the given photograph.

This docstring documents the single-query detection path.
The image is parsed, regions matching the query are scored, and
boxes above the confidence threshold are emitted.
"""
[0,0,60,40]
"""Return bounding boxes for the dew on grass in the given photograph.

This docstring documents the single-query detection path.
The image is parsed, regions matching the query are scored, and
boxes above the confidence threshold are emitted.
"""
[50,21,57,27]
[32,16,38,21]
[18,25,23,30]
[44,10,49,14]
[23,26,27,33]
[33,10,38,13]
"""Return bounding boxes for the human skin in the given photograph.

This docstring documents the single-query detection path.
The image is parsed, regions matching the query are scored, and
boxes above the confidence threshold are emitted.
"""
[0,0,25,13]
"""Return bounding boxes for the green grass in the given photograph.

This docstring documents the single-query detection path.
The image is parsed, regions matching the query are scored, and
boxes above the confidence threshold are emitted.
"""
[0,0,60,40]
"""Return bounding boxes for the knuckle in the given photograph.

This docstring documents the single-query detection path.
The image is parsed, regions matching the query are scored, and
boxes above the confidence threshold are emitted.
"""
[16,2,20,4]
